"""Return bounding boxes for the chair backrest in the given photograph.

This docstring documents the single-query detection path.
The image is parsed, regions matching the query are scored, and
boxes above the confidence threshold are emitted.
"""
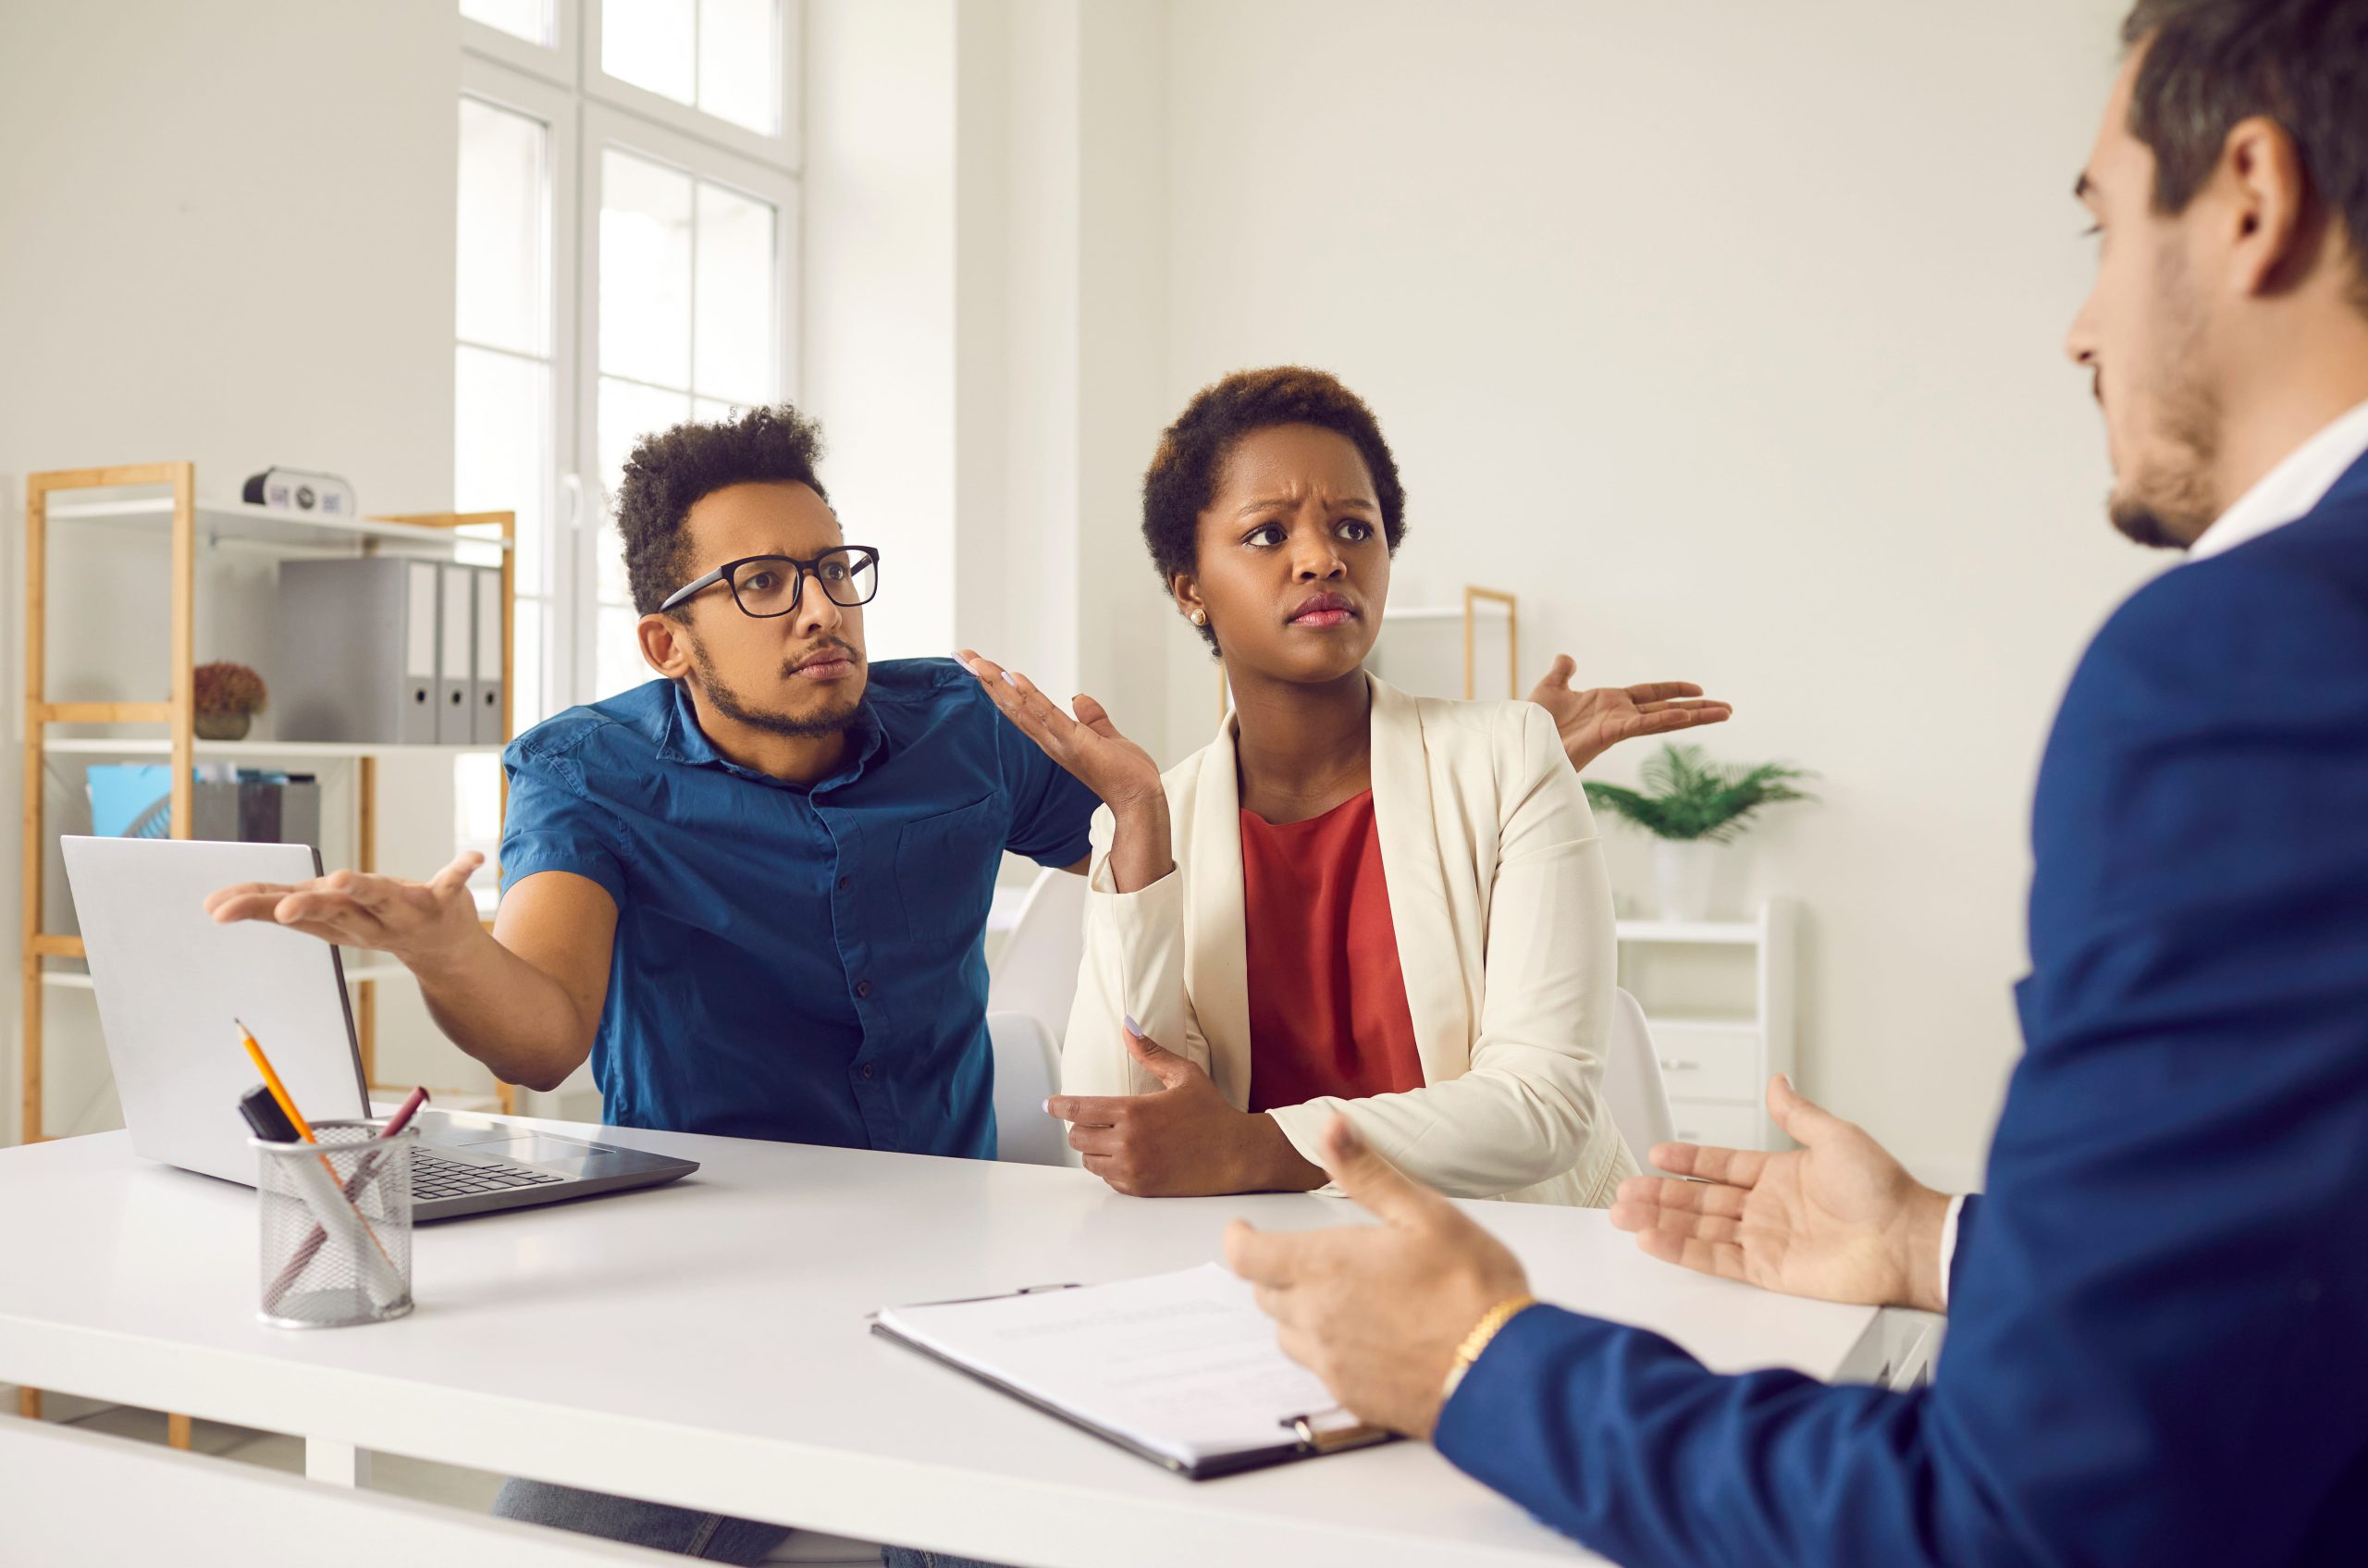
[986,867,1089,1043]
[986,1010,1073,1167]
[2,1418,673,1565]
[1603,987,1676,1171]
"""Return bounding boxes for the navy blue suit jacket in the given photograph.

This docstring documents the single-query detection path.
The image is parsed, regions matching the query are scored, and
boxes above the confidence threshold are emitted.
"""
[1436,453,2368,1567]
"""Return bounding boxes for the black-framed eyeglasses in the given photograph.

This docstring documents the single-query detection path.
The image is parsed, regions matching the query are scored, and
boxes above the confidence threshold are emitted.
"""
[658,547,882,619]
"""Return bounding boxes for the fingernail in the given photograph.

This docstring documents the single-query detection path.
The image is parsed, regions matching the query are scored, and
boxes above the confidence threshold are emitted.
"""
[1041,1099,1052,1115]
[1123,1014,1144,1038]
[1001,670,1018,685]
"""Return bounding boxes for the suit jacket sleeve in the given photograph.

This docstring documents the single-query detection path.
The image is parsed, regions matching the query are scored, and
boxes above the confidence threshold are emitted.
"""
[1434,549,2368,1567]
[1060,799,1213,1094]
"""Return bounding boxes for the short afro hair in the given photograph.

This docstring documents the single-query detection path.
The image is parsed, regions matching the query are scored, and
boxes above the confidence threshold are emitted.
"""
[614,403,830,615]
[1141,366,1407,648]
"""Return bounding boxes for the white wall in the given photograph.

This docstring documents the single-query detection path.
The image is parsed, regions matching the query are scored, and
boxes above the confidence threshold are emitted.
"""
[803,0,960,663]
[1155,0,2155,1188]
[0,0,467,1144]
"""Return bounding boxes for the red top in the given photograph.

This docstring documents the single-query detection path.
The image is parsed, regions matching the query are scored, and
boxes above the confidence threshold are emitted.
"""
[1240,789,1426,1112]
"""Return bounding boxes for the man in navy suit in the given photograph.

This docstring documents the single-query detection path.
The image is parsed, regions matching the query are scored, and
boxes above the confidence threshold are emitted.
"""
[1227,2,2368,1563]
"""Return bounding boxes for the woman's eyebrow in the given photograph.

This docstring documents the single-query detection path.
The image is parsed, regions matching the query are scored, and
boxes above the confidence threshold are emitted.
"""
[1231,493,1378,518]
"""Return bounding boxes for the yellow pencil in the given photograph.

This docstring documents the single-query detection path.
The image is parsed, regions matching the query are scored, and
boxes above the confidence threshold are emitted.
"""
[237,1017,317,1142]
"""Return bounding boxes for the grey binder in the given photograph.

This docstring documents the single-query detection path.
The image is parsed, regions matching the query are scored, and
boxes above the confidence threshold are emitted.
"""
[274,558,441,745]
[437,563,474,744]
[471,565,505,745]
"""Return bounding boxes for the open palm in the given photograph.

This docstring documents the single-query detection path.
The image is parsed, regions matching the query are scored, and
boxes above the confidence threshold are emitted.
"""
[1609,1075,1950,1312]
[1528,654,1733,773]
[958,648,1162,809]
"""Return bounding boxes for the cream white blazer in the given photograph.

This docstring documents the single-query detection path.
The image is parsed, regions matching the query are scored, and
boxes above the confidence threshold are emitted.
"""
[1063,673,1637,1206]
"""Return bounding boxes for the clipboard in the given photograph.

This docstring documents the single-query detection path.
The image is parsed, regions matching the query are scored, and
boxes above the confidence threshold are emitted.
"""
[870,1284,1400,1481]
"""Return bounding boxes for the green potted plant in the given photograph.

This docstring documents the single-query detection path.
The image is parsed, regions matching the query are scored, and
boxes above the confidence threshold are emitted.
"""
[1584,744,1814,921]
[193,661,268,741]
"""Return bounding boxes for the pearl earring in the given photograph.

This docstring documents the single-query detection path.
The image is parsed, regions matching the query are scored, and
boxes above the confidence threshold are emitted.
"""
[1190,610,1207,627]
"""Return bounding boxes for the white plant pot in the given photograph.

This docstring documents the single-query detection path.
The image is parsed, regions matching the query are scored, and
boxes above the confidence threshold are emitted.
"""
[1652,838,1720,923]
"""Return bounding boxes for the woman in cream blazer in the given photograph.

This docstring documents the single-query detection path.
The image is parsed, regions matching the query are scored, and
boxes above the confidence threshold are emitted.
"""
[1067,671,1636,1206]
[963,367,1723,1208]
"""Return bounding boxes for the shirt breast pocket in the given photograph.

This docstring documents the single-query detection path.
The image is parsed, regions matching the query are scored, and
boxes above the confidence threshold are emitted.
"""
[895,796,1002,950]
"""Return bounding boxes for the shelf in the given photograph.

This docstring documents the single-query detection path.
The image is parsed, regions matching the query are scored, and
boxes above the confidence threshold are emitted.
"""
[43,494,511,554]
[40,955,416,991]
[1648,1015,1764,1034]
[41,737,502,759]
[1615,919,1763,945]
[1383,602,1511,623]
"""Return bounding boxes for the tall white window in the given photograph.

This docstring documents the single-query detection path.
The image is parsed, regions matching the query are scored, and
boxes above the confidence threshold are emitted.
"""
[454,0,798,862]
[586,117,792,699]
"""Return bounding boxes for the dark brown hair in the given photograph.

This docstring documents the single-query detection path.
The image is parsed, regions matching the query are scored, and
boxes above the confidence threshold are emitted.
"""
[1141,366,1407,648]
[2122,0,2368,310]
[614,404,830,614]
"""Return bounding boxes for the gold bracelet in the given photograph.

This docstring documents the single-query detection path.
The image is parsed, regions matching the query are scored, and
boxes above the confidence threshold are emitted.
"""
[1442,1292,1537,1401]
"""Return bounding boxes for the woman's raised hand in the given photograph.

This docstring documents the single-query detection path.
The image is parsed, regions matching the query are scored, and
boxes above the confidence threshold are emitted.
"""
[959,649,1164,810]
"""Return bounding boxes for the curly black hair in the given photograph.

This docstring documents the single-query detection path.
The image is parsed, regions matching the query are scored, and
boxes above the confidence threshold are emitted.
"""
[614,403,831,615]
[1141,367,1406,648]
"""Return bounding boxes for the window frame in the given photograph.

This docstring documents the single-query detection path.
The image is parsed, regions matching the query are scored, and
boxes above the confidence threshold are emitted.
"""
[582,0,803,175]
[461,0,583,90]
[457,52,583,714]
[456,0,798,719]
[574,99,802,699]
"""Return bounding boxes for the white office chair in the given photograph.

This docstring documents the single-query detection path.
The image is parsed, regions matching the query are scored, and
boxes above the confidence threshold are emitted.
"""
[1603,987,1677,1173]
[987,1010,1074,1167]
[986,866,1089,1043]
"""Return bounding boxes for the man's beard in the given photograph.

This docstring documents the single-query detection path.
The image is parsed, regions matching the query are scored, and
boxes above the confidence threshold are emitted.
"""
[688,636,864,739]
[2105,253,2224,550]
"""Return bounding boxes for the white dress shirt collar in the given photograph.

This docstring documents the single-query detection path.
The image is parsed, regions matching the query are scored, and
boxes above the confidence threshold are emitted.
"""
[2188,398,2368,562]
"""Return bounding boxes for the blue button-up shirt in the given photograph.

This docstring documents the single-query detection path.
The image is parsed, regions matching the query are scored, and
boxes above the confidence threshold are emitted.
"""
[497,661,1098,1157]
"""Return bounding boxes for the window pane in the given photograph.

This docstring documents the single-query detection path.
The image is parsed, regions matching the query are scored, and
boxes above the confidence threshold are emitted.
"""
[599,150,693,387]
[697,0,778,134]
[603,0,695,105]
[462,0,554,47]
[598,377,694,603]
[455,345,553,598]
[693,181,776,404]
[457,98,549,357]
[596,604,653,699]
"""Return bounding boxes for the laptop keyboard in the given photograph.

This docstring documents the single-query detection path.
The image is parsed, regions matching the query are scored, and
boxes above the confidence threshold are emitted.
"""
[410,1148,569,1203]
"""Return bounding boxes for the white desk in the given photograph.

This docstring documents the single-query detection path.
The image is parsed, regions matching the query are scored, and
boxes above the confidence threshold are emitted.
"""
[0,1114,1882,1568]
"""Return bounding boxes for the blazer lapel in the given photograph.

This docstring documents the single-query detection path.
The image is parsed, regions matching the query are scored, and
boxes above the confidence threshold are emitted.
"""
[1188,717,1255,1105]
[1364,675,1474,1082]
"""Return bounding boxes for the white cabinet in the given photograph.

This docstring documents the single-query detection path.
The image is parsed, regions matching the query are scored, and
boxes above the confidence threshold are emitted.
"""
[1614,900,1796,1150]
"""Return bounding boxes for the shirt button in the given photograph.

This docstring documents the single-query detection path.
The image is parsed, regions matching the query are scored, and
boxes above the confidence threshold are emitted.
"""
[859,1064,876,1080]
[855,979,873,999]
[836,875,850,890]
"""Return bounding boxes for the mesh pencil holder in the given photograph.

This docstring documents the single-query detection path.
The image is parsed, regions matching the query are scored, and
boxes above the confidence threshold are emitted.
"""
[253,1119,416,1328]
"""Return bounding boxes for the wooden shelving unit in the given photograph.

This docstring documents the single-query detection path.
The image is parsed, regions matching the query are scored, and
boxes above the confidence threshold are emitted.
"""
[18,463,518,1141]
[16,463,519,1429]
[1614,900,1798,1151]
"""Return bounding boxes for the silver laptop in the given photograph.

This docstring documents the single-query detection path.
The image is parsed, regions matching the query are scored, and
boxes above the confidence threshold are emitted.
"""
[61,835,697,1221]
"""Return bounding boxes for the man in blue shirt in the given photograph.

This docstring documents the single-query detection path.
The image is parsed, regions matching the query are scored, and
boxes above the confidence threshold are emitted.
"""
[212,404,1098,1161]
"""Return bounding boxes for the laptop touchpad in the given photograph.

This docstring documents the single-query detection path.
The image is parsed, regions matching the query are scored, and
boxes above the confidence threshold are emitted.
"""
[455,1133,664,1176]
